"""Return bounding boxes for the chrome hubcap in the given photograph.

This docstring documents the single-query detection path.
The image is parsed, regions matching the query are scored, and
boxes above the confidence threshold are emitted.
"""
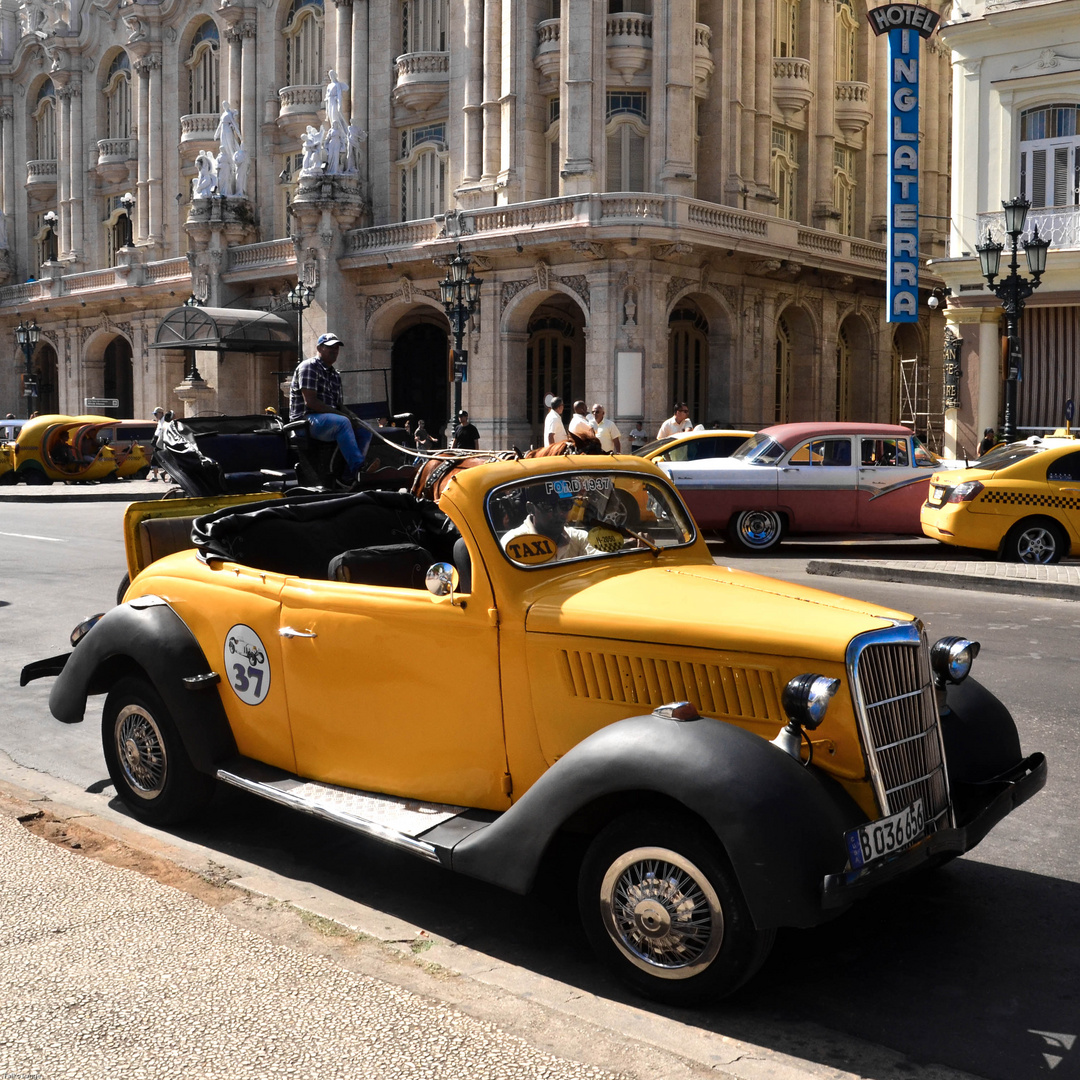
[739,511,779,548]
[115,706,166,799]
[599,846,723,979]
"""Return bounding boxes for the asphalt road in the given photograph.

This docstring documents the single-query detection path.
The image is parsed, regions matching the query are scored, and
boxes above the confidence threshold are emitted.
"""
[2,502,1078,1080]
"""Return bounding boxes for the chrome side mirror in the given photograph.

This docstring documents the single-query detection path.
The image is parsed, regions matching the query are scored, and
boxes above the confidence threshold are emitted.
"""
[425,561,459,598]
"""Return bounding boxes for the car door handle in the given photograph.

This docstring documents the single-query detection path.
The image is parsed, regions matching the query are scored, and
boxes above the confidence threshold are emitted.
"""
[278,627,317,638]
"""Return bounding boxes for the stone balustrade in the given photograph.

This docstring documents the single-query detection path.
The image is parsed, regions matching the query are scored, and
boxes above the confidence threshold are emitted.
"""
[26,159,57,186]
[392,51,450,111]
[977,206,1080,251]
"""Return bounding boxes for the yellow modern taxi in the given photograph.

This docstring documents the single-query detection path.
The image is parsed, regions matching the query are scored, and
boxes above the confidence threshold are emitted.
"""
[635,427,755,464]
[23,455,1044,1003]
[922,435,1080,563]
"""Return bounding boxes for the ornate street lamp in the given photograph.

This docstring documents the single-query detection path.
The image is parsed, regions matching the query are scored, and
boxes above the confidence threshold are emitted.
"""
[438,244,482,446]
[286,280,315,360]
[976,195,1050,443]
[14,317,40,418]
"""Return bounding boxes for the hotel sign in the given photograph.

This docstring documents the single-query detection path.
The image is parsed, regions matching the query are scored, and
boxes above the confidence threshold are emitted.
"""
[867,4,940,323]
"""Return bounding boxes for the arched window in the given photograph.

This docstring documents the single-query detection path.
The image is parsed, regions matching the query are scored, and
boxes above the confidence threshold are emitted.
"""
[1019,103,1080,209]
[605,91,648,191]
[669,307,708,424]
[546,97,560,198]
[774,0,799,57]
[775,314,792,422]
[772,127,798,220]
[399,123,446,220]
[187,21,220,115]
[103,53,132,140]
[835,0,858,82]
[33,81,56,161]
[835,323,851,420]
[284,0,324,87]
[834,146,855,235]
[401,0,447,53]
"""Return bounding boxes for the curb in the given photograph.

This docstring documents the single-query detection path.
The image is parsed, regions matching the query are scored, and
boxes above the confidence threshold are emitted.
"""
[807,559,1080,601]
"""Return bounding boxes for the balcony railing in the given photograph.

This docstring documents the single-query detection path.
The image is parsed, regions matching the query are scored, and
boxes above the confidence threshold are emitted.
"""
[97,137,136,163]
[180,114,218,145]
[26,159,57,186]
[392,51,450,111]
[341,193,886,270]
[772,58,813,120]
[976,205,1080,251]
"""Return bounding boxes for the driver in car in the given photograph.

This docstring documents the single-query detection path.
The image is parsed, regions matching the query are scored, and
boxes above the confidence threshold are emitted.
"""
[501,488,593,562]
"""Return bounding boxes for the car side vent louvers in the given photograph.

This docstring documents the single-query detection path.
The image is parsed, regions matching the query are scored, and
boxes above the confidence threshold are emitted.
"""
[853,637,952,828]
[557,649,782,722]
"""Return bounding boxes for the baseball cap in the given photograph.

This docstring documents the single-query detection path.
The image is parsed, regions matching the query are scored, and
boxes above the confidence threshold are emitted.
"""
[317,332,344,347]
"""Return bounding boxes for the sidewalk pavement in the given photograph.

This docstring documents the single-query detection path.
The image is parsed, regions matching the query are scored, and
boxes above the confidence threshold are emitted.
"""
[0,767,977,1080]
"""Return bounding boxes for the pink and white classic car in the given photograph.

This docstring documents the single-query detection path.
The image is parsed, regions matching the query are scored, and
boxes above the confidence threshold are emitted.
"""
[657,422,957,551]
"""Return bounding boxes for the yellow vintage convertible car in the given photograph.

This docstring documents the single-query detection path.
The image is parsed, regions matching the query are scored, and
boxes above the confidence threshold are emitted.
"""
[3,413,118,484]
[22,455,1044,1003]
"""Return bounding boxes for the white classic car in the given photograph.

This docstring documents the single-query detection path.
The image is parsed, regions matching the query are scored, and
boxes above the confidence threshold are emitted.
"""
[658,421,959,551]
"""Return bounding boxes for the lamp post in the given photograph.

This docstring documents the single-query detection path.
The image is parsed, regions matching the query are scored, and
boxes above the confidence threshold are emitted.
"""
[976,195,1050,444]
[119,191,136,248]
[278,280,315,414]
[14,318,40,418]
[438,243,481,446]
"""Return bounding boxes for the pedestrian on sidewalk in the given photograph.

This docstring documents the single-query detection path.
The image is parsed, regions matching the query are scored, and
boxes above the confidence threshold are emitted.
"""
[591,404,622,452]
[544,397,566,446]
[452,409,480,450]
[657,403,692,439]
[148,406,166,481]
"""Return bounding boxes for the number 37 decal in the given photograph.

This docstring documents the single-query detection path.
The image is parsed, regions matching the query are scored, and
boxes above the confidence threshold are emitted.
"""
[224,624,271,706]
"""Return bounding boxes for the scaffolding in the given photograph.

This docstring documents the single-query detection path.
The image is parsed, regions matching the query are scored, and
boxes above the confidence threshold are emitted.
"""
[897,355,942,452]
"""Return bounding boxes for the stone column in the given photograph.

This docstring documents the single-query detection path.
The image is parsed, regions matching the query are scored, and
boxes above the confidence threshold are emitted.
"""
[334,0,353,119]
[654,0,695,194]
[68,84,84,261]
[1,104,14,244]
[56,84,72,258]
[498,0,518,198]
[462,0,483,184]
[134,58,150,244]
[147,54,163,249]
[754,1,773,195]
[226,24,242,110]
[561,0,598,194]
[739,1,756,193]
[351,0,368,130]
[481,0,501,184]
[978,311,1001,441]
[813,0,837,226]
[240,22,257,202]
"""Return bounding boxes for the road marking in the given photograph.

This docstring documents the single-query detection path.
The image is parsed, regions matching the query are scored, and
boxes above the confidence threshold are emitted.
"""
[0,530,66,543]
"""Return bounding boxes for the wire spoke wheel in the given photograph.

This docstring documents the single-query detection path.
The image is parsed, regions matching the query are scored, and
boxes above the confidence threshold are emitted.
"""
[114,705,167,800]
[600,847,723,977]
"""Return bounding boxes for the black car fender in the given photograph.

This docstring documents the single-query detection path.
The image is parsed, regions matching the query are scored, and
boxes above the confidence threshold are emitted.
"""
[940,676,1023,786]
[449,712,863,929]
[47,598,236,775]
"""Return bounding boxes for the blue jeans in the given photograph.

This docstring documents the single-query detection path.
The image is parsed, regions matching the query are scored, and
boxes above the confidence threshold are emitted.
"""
[306,412,372,474]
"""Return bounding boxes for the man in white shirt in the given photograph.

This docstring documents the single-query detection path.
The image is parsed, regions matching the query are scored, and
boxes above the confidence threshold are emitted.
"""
[590,404,622,452]
[543,397,567,445]
[657,403,692,440]
[567,400,594,439]
[628,420,647,452]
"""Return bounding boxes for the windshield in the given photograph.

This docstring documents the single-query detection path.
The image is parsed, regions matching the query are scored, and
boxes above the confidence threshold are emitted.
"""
[971,444,1046,471]
[488,472,695,568]
[731,433,786,464]
[635,437,674,457]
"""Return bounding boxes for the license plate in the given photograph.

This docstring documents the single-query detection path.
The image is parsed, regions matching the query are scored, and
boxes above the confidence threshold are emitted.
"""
[931,485,947,504]
[846,799,925,870]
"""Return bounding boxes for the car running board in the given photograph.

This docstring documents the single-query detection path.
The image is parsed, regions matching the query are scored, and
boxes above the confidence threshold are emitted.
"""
[216,758,497,863]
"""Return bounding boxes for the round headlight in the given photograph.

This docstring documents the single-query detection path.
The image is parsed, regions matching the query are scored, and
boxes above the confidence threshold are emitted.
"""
[930,636,981,686]
[70,613,104,648]
[781,673,841,730]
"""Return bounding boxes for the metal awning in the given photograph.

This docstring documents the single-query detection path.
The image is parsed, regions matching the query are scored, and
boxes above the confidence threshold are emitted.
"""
[148,306,296,352]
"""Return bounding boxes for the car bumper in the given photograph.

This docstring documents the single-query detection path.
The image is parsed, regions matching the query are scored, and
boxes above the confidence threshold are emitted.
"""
[821,750,1046,909]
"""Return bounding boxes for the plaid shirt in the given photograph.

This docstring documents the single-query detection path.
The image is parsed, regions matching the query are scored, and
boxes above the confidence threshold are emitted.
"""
[289,356,342,420]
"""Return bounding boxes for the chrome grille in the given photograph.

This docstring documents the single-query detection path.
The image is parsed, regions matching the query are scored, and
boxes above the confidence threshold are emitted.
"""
[849,628,952,828]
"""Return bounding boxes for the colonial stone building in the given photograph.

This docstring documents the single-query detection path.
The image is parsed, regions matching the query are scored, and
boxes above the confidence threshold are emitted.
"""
[934,0,1080,454]
[0,0,952,449]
